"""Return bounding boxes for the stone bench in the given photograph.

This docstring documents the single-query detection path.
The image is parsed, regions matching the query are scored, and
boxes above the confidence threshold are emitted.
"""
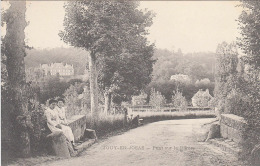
[220,114,246,144]
[67,115,87,142]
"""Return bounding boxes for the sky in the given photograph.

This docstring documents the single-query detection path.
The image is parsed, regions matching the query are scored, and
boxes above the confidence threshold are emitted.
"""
[1,1,243,54]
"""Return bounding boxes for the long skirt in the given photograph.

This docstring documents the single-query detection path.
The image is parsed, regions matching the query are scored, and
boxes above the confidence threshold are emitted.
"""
[60,125,74,143]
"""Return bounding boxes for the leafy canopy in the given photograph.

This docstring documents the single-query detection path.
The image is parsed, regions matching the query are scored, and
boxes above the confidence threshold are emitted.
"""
[60,1,154,55]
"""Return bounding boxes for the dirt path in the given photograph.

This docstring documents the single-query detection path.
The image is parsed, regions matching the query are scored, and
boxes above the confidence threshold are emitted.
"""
[43,118,246,166]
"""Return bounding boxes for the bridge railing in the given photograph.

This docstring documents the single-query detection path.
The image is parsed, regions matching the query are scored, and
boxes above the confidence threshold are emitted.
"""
[98,105,214,115]
[126,105,213,113]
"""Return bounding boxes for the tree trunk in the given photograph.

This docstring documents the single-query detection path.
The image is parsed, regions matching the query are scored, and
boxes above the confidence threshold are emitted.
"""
[88,52,99,127]
[104,91,112,115]
[5,1,30,157]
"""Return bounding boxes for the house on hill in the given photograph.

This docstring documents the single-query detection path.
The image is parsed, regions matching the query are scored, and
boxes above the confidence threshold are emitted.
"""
[40,63,74,76]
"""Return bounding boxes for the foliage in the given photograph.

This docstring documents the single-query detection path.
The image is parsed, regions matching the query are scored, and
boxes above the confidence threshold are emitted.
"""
[235,69,260,163]
[60,1,154,55]
[99,48,155,105]
[192,89,212,107]
[81,86,91,113]
[131,91,147,106]
[238,1,260,70]
[63,84,82,118]
[39,75,70,103]
[172,89,188,111]
[62,82,102,117]
[214,41,239,113]
[149,88,166,109]
[29,103,49,156]
[91,3,155,107]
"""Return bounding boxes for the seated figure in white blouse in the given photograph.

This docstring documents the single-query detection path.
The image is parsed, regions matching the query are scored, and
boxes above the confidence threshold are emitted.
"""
[56,98,68,125]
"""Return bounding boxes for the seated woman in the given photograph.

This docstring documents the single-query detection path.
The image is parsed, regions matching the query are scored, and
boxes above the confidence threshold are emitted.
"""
[56,98,68,125]
[45,99,75,145]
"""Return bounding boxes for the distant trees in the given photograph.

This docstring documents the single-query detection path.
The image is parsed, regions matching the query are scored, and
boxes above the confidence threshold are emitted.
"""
[195,78,211,87]
[146,48,215,104]
[152,48,215,82]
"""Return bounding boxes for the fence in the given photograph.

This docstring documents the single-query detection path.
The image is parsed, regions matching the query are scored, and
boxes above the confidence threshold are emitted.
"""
[127,105,212,112]
[73,105,214,116]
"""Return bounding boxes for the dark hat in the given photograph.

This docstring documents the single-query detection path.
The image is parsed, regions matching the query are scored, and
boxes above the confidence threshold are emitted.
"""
[49,99,58,105]
[57,98,65,103]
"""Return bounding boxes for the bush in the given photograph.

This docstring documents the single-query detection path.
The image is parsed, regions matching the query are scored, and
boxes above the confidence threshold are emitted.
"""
[149,88,166,110]
[172,90,188,111]
[63,84,83,118]
[192,89,212,107]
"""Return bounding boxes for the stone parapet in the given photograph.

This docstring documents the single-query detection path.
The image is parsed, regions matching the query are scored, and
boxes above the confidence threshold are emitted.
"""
[220,114,246,144]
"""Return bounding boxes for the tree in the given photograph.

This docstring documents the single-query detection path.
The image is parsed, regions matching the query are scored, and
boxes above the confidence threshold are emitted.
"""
[99,39,155,113]
[2,1,30,157]
[214,42,239,113]
[60,1,154,125]
[149,88,166,110]
[238,1,260,70]
[237,2,260,163]
[172,89,188,111]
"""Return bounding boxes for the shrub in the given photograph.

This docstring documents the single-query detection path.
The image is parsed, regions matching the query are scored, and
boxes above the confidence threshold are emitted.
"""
[63,84,82,118]
[149,88,166,110]
[192,89,212,107]
[172,90,188,111]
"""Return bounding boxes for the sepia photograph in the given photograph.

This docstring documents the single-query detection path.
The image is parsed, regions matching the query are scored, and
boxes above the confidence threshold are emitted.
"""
[1,0,260,166]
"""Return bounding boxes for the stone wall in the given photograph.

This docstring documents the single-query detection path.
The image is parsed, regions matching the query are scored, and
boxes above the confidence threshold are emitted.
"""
[220,114,246,144]
[67,115,87,142]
